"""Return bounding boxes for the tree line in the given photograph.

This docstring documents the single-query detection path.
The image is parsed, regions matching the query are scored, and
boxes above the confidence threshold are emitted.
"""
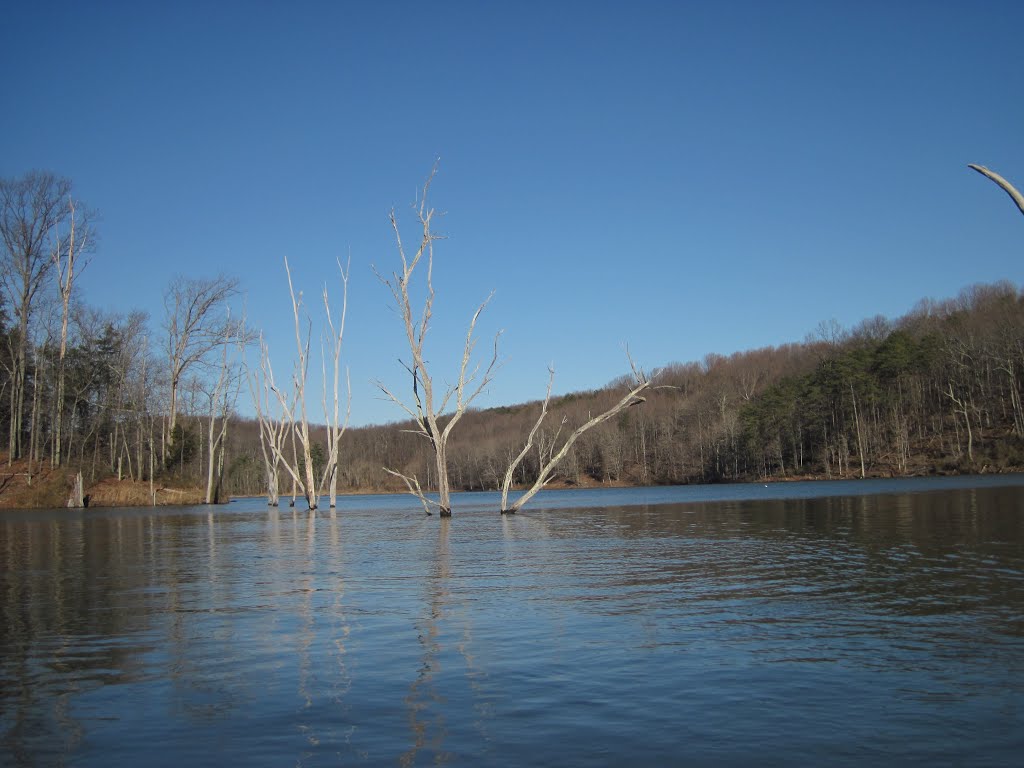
[2,165,1022,513]
[223,280,1018,499]
[1,171,244,505]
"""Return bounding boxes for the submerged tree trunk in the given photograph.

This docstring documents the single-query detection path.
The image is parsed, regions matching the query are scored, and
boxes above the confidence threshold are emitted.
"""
[501,360,650,514]
[375,164,500,516]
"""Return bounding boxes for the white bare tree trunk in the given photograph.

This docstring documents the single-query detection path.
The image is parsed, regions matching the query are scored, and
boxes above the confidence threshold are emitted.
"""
[52,200,90,468]
[319,258,351,508]
[255,258,351,512]
[850,383,867,479]
[375,164,501,516]
[245,334,289,506]
[968,164,1024,218]
[501,358,650,514]
[205,329,239,504]
[283,258,318,509]
[67,471,85,508]
[945,382,974,463]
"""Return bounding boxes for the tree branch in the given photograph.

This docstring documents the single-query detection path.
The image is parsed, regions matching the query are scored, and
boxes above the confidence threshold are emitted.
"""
[968,164,1024,219]
[502,354,650,513]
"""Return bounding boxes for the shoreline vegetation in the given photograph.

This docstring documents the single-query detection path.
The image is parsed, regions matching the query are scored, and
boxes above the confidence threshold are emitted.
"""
[5,275,1024,511]
[1,449,1019,510]
[4,170,1024,513]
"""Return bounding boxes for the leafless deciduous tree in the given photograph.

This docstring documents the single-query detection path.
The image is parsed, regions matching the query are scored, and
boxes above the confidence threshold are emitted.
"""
[319,258,352,508]
[277,258,318,509]
[245,333,290,506]
[375,167,501,516]
[51,199,94,467]
[0,171,75,463]
[204,317,242,504]
[257,258,350,511]
[500,357,650,514]
[163,274,242,460]
[968,164,1024,219]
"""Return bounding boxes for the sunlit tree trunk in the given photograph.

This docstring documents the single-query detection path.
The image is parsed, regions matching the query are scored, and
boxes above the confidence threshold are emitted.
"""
[850,383,867,479]
[501,359,650,514]
[52,201,90,467]
[245,334,288,507]
[319,259,351,508]
[257,259,348,511]
[946,382,974,463]
[205,332,239,504]
[375,164,501,516]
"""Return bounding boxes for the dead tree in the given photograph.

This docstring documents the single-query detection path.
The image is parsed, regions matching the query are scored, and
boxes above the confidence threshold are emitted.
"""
[258,258,350,511]
[500,358,650,514]
[278,258,319,509]
[968,164,1024,219]
[375,166,501,516]
[51,199,93,467]
[319,258,352,508]
[944,382,975,464]
[204,319,242,504]
[245,333,290,506]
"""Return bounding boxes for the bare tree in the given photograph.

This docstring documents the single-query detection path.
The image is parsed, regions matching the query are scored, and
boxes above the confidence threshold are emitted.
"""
[501,358,650,514]
[245,333,290,506]
[163,274,242,459]
[51,199,94,467]
[255,258,350,511]
[968,164,1024,219]
[319,258,352,508]
[945,381,974,464]
[375,167,501,516]
[277,258,319,509]
[0,171,74,462]
[204,318,242,504]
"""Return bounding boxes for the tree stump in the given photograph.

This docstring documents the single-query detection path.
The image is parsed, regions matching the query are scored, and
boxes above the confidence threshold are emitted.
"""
[66,471,85,508]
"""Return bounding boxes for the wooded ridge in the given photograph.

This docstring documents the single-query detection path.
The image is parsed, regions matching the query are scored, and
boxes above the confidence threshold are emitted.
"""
[3,168,1023,510]
[6,278,1022,509]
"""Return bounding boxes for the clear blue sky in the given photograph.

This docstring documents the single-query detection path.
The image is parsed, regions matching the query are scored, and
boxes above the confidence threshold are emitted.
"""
[3,0,1022,427]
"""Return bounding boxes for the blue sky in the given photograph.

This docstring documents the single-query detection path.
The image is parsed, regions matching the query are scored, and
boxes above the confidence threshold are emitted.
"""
[3,0,1022,427]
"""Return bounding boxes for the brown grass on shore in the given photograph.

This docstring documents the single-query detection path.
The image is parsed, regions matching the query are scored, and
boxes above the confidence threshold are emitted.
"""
[0,452,206,509]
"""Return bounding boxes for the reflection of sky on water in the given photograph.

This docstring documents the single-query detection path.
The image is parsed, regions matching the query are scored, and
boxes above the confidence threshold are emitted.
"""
[1,479,1023,766]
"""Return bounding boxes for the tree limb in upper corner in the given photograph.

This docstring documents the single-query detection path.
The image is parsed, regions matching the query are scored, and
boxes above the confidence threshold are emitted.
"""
[968,164,1024,219]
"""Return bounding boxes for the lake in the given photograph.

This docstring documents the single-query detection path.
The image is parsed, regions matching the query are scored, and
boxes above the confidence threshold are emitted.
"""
[2,476,1023,766]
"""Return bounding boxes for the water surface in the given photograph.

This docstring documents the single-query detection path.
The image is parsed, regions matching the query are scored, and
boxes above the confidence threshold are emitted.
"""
[2,477,1023,765]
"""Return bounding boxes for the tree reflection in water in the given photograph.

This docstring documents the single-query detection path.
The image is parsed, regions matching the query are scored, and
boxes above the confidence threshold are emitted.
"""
[401,517,451,766]
[2,481,1023,766]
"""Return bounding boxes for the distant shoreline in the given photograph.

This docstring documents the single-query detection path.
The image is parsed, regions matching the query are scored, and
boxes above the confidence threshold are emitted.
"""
[5,459,1019,511]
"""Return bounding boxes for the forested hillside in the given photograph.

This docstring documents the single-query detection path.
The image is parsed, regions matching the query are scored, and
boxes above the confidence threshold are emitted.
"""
[3,169,1022,508]
[217,280,1024,499]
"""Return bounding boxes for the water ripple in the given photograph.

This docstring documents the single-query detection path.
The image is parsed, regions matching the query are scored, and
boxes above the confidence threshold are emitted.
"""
[2,482,1023,766]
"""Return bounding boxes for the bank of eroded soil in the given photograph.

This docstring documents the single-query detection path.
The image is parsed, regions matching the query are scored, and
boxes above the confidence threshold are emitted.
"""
[0,454,205,509]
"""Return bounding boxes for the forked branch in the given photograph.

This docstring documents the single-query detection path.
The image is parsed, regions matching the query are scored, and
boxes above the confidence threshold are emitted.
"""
[501,354,651,514]
[374,162,501,516]
[383,468,439,516]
